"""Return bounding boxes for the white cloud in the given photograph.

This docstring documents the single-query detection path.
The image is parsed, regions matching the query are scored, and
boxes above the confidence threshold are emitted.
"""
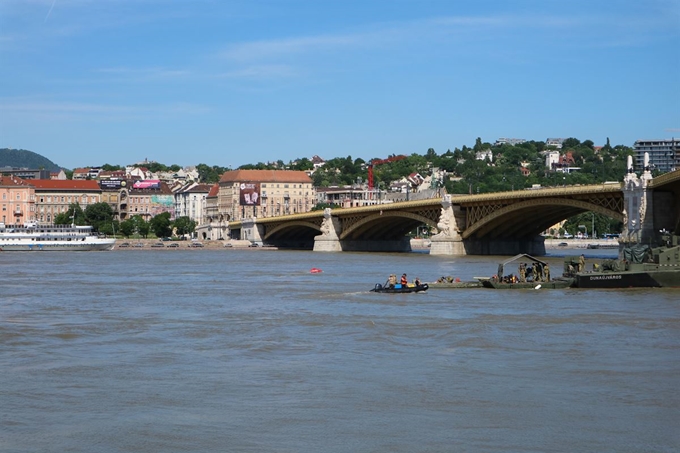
[215,64,299,79]
[221,34,364,61]
[96,67,191,81]
[0,98,210,120]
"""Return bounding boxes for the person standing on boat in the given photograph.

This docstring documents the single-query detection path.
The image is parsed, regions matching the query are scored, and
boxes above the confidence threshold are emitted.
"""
[534,263,542,282]
[400,273,408,286]
[387,274,397,288]
[579,254,586,272]
[519,263,526,283]
[544,263,550,282]
[414,277,422,286]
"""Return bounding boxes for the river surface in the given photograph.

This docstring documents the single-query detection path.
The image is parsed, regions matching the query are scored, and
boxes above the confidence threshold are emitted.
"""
[1,248,678,452]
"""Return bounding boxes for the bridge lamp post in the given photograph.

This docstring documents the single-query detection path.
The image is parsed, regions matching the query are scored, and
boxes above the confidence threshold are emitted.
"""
[591,212,596,239]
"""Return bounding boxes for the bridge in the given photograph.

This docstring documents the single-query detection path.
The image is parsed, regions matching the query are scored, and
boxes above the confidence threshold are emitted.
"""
[226,168,680,256]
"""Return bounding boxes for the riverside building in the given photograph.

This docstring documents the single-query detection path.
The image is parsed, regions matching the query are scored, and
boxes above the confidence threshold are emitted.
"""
[0,176,36,225]
[30,179,102,223]
[634,139,679,173]
[217,170,315,221]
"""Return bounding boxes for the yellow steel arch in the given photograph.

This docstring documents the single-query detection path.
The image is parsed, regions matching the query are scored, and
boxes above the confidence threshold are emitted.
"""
[339,211,437,240]
[462,198,624,239]
[264,221,321,240]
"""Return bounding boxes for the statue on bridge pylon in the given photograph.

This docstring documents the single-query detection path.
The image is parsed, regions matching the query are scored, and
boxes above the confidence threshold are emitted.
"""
[431,194,461,241]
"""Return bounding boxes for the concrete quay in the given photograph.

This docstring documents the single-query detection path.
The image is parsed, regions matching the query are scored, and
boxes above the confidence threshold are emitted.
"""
[544,238,619,249]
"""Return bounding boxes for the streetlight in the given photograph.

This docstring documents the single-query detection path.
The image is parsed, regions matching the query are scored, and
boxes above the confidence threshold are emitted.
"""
[591,212,596,239]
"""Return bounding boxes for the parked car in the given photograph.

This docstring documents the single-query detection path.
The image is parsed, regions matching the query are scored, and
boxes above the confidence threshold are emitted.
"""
[160,237,173,241]
[189,242,204,248]
[151,242,165,248]
[248,242,260,247]
[167,243,179,248]
[133,242,145,248]
[558,242,568,247]
[223,242,233,248]
[118,242,130,248]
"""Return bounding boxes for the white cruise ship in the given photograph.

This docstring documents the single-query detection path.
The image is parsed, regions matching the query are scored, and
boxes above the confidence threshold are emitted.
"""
[0,222,116,251]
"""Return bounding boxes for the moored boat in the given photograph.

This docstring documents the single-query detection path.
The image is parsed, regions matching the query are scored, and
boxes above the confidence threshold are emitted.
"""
[0,222,116,251]
[567,231,680,288]
[481,279,573,289]
[429,280,484,289]
[370,283,429,293]
[483,253,567,289]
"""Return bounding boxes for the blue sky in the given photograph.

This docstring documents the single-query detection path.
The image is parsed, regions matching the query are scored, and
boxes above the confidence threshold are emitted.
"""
[1,0,678,170]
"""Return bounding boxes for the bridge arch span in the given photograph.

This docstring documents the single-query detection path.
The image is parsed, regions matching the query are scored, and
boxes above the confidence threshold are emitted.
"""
[264,221,321,241]
[463,198,624,239]
[340,211,437,241]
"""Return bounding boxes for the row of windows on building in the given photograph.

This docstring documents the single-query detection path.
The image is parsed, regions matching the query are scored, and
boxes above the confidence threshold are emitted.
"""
[2,193,31,201]
[1,192,156,205]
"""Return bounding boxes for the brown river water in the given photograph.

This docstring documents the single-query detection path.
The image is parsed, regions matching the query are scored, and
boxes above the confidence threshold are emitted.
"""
[1,247,678,452]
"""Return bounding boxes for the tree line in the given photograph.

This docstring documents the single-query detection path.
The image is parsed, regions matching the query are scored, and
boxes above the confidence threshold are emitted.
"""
[97,136,638,193]
[55,202,196,239]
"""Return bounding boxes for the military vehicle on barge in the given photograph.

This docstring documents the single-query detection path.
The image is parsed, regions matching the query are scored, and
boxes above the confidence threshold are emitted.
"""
[566,231,680,288]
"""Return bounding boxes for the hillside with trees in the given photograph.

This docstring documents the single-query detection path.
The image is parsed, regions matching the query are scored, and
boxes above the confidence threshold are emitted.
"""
[0,148,62,171]
[285,137,635,195]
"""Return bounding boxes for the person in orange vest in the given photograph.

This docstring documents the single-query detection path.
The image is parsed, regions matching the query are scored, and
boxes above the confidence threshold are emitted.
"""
[400,273,408,286]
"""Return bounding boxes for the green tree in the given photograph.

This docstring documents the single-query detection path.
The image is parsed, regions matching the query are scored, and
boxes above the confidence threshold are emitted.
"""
[85,202,114,232]
[196,163,230,183]
[131,215,150,238]
[99,220,119,236]
[473,137,484,152]
[54,203,85,225]
[562,138,581,149]
[150,212,173,238]
[173,216,196,238]
[290,157,313,171]
[563,212,622,237]
[119,219,136,238]
[101,163,122,171]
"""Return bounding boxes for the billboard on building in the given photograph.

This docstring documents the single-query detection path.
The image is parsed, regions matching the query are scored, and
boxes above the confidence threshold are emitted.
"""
[133,180,161,189]
[99,180,127,190]
[239,182,261,206]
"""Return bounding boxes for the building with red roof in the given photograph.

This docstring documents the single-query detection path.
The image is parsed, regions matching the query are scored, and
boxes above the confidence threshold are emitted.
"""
[71,168,90,180]
[218,170,314,221]
[29,179,102,223]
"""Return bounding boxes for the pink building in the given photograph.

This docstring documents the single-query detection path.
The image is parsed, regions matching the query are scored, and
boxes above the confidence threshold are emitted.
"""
[0,176,36,225]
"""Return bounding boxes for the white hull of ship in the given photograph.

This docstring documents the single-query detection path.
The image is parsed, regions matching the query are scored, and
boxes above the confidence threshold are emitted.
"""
[0,239,116,251]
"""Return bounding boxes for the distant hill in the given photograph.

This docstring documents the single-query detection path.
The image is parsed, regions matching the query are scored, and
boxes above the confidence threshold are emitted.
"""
[0,148,62,171]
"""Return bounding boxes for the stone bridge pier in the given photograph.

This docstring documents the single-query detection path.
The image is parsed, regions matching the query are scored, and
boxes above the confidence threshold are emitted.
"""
[428,195,466,255]
[427,194,545,256]
[313,208,412,252]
